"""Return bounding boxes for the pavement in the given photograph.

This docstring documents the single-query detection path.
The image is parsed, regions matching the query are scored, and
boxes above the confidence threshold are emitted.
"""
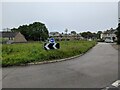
[2,43,118,88]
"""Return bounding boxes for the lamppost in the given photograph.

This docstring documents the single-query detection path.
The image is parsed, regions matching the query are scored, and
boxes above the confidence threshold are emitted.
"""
[65,28,68,41]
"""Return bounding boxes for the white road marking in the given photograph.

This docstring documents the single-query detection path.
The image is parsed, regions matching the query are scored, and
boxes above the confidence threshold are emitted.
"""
[112,80,120,87]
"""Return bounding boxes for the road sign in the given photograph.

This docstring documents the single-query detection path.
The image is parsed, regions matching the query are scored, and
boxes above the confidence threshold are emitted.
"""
[49,38,55,43]
[44,43,60,50]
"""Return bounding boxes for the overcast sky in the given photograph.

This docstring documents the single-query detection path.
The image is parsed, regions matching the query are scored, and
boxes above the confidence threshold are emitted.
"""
[2,1,119,33]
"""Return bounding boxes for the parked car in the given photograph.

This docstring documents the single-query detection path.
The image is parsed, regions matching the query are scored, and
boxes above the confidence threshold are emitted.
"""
[105,37,114,43]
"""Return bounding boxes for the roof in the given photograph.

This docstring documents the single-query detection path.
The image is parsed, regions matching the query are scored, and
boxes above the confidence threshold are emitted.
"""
[103,28,117,34]
[0,32,19,38]
[49,32,59,34]
[49,32,82,37]
[49,32,60,37]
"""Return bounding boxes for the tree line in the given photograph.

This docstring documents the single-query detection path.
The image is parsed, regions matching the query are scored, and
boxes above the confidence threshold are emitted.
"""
[70,30,102,39]
[11,21,102,41]
[80,31,102,39]
[10,21,119,43]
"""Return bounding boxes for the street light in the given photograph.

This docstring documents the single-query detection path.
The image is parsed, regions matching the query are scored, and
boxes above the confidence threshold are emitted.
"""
[65,28,68,41]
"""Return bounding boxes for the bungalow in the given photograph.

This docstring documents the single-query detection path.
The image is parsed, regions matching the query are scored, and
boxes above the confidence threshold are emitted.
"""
[0,31,27,44]
[49,32,83,41]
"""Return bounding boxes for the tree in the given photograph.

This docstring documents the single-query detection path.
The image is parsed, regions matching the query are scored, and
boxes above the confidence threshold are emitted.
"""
[117,23,120,44]
[80,31,98,39]
[97,31,102,39]
[81,31,93,39]
[80,32,88,39]
[87,31,93,38]
[92,33,97,39]
[65,28,68,35]
[11,28,18,32]
[11,22,49,41]
[71,31,76,35]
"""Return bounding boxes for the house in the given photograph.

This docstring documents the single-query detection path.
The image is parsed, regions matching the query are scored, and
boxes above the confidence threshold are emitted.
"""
[49,32,60,37]
[49,32,83,41]
[101,28,117,41]
[0,31,27,44]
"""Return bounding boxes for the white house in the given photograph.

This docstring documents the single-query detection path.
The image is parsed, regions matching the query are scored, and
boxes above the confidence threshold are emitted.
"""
[101,28,117,41]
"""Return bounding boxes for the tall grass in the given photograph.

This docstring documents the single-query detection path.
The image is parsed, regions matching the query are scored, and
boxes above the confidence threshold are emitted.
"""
[2,40,97,67]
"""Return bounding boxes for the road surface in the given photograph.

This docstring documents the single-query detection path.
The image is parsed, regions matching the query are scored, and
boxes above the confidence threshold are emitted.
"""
[2,43,118,88]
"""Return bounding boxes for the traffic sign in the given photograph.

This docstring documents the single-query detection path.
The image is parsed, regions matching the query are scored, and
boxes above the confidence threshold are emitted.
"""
[49,38,55,43]
[44,43,60,50]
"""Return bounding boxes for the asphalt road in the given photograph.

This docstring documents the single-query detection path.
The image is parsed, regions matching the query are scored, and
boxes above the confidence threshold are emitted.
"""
[2,43,118,88]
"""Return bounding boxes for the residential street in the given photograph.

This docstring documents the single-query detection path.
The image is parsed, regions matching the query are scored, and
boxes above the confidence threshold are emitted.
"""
[2,43,118,88]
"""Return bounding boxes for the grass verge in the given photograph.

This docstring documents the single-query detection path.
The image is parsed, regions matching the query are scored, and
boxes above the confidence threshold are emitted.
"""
[2,40,97,67]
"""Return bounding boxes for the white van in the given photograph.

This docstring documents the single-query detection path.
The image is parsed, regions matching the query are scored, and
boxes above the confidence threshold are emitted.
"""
[105,37,113,43]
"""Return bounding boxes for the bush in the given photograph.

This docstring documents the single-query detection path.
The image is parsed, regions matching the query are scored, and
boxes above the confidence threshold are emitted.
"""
[117,23,120,44]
